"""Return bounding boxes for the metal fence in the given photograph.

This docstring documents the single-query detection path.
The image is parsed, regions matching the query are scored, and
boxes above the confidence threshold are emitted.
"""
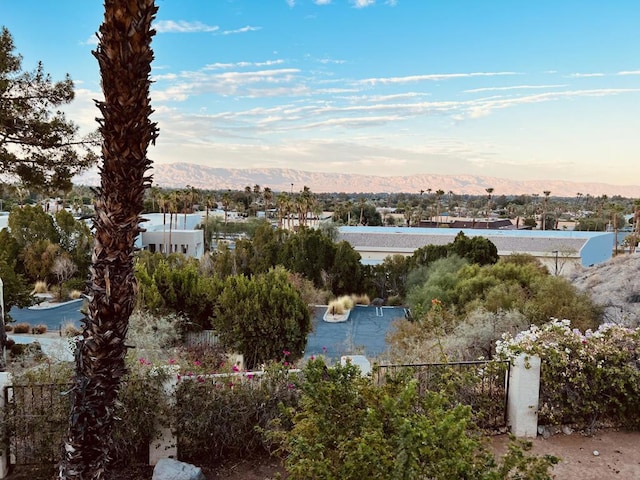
[3,384,71,465]
[376,360,510,430]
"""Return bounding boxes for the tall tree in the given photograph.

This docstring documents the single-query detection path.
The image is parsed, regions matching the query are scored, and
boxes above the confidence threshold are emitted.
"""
[60,1,159,478]
[0,27,97,193]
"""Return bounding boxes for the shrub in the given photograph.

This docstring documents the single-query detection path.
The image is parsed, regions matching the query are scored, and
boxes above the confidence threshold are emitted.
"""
[176,362,300,463]
[274,358,557,480]
[387,294,403,306]
[497,319,640,428]
[326,298,345,316]
[126,311,185,361]
[351,293,370,305]
[32,280,49,294]
[61,322,82,337]
[4,324,13,333]
[13,323,30,334]
[69,289,83,299]
[214,267,311,370]
[63,278,87,293]
[338,295,354,310]
[31,324,47,335]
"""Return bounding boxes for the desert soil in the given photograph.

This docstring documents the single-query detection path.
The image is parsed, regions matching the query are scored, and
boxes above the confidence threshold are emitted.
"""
[7,429,640,479]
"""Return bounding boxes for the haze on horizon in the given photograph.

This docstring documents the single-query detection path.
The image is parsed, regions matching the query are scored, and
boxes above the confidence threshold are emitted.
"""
[4,0,640,187]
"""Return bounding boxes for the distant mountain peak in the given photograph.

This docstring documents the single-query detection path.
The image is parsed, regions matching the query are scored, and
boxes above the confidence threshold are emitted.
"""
[73,162,640,197]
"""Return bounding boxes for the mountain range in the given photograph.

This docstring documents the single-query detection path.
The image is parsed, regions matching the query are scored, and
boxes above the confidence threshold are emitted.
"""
[73,162,640,197]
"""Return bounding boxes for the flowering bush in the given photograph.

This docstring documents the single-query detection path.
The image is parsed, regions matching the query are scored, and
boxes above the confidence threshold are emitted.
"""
[496,318,640,427]
[175,359,301,463]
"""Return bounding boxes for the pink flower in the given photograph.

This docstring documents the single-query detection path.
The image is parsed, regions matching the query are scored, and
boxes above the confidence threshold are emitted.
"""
[176,374,181,380]
[232,365,240,372]
[196,376,204,383]
[168,358,176,365]
[187,371,194,377]
[310,355,315,360]
[283,349,291,356]
[246,373,254,380]
[139,358,147,365]
[194,360,202,367]
[283,361,289,367]
[287,383,295,390]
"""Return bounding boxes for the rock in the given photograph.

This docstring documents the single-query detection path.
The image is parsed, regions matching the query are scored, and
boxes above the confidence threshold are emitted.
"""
[562,425,573,435]
[371,297,384,306]
[593,450,600,456]
[152,458,206,480]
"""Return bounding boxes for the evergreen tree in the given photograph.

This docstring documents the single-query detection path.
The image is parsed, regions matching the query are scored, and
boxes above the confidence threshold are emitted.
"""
[0,27,97,192]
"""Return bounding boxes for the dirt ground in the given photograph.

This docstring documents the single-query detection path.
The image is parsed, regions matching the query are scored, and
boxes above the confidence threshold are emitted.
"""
[490,429,640,479]
[7,429,640,479]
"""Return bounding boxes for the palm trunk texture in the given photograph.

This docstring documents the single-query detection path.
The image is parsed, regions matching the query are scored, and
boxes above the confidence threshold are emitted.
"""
[59,1,158,478]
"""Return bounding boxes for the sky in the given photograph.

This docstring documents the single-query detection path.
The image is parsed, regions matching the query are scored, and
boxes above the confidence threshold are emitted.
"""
[2,0,640,186]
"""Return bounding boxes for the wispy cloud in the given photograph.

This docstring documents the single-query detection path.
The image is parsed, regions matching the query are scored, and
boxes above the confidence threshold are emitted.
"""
[360,71,518,85]
[618,70,640,76]
[569,72,604,78]
[155,20,219,33]
[318,58,347,64]
[153,68,303,100]
[220,25,262,35]
[352,0,375,7]
[203,60,284,70]
[314,0,332,4]
[286,0,295,7]
[464,84,567,94]
[82,35,98,46]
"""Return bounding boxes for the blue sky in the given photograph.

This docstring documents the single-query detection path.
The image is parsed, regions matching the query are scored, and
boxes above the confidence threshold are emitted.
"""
[3,0,640,186]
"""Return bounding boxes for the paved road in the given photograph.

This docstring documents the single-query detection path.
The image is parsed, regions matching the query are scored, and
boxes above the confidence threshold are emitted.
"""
[9,300,84,331]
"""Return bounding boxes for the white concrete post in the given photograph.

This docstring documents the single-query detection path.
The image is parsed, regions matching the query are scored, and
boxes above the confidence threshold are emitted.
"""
[149,373,178,466]
[0,372,13,479]
[507,354,541,438]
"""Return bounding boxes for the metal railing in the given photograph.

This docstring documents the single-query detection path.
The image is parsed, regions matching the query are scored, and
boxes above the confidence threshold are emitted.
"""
[376,360,510,430]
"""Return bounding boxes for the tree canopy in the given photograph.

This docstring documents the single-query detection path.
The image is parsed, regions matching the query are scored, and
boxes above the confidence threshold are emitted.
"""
[0,27,97,193]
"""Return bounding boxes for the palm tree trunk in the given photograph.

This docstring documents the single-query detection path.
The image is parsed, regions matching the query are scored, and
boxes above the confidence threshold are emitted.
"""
[59,1,159,478]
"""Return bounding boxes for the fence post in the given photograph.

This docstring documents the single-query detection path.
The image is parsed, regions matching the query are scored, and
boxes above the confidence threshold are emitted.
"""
[0,372,12,479]
[149,373,178,466]
[507,354,541,438]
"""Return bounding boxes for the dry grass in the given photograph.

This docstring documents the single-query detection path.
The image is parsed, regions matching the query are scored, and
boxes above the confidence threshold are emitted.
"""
[31,281,48,294]
[338,295,354,310]
[13,323,31,334]
[351,293,370,305]
[327,299,345,316]
[69,289,83,299]
[61,322,82,337]
[31,324,48,335]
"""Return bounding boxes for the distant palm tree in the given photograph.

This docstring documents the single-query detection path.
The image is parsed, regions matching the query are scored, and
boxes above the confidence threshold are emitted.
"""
[485,187,494,217]
[263,186,273,219]
[60,0,159,477]
[542,190,551,230]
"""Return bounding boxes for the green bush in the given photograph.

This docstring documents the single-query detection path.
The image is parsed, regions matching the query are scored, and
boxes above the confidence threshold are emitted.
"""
[214,266,311,369]
[63,278,87,293]
[175,362,300,463]
[274,358,557,480]
[497,319,640,428]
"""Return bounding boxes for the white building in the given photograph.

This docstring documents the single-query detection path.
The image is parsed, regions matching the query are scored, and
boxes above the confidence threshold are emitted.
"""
[338,226,616,275]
